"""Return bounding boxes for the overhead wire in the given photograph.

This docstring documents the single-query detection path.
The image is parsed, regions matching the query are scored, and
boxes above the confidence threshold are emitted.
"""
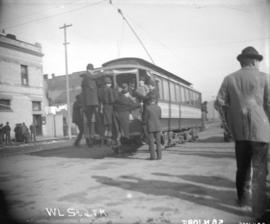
[109,0,155,64]
[3,0,107,30]
[117,17,125,58]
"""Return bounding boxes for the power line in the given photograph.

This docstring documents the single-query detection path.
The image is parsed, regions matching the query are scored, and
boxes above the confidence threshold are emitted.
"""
[3,0,106,30]
[109,0,155,64]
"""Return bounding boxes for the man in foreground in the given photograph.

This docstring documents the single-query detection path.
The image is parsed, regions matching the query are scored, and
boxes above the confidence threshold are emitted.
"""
[215,46,270,222]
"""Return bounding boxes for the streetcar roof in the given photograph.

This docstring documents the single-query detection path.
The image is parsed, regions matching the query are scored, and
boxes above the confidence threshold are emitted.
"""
[101,57,192,86]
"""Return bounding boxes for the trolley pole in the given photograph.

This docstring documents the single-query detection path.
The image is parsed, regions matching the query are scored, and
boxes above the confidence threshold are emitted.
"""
[60,23,72,139]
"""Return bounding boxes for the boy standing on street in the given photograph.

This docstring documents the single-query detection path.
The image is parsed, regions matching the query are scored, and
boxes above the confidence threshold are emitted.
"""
[145,98,162,160]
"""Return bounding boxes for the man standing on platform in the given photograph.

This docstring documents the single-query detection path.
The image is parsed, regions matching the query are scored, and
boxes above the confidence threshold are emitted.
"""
[80,64,99,147]
[145,98,162,160]
[215,46,270,222]
[98,77,116,141]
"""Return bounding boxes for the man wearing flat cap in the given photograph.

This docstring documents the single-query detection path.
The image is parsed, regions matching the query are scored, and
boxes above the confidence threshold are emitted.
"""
[215,46,270,221]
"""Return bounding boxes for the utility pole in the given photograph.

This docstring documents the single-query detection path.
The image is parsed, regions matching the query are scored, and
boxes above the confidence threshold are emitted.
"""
[59,23,72,139]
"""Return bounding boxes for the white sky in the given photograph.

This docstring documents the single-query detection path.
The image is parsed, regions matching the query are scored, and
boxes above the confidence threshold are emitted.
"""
[0,0,269,101]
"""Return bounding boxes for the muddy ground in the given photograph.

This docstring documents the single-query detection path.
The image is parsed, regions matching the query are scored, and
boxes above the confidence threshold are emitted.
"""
[0,123,269,224]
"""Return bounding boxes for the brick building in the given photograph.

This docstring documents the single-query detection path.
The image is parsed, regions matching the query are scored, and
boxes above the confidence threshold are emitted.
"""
[0,33,47,138]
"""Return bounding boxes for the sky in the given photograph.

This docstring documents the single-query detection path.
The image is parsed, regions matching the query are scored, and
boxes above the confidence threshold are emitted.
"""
[0,0,269,101]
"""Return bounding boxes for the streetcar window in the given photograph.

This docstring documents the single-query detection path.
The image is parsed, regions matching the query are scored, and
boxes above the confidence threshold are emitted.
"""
[155,77,163,100]
[194,92,200,107]
[189,91,194,105]
[169,82,176,102]
[162,79,169,101]
[175,84,181,103]
[116,73,137,89]
[184,88,189,104]
[187,89,192,105]
[182,87,186,104]
[180,86,185,104]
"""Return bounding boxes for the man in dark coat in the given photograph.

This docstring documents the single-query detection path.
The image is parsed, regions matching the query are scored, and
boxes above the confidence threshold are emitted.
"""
[80,64,99,146]
[98,77,116,139]
[29,122,36,142]
[215,46,270,222]
[145,98,162,160]
[113,84,139,143]
[3,122,11,144]
[132,79,159,142]
[72,94,84,146]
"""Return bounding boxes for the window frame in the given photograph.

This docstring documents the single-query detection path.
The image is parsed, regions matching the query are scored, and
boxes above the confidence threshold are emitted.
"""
[169,81,176,102]
[21,64,29,86]
[154,76,164,100]
[32,101,42,111]
[175,84,181,103]
[162,78,169,101]
[0,99,12,111]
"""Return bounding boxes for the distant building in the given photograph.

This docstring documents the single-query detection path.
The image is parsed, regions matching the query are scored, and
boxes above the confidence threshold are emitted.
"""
[46,71,83,107]
[0,33,47,137]
[44,71,85,137]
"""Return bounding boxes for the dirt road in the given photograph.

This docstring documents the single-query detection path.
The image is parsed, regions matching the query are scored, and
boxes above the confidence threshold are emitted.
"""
[0,123,269,224]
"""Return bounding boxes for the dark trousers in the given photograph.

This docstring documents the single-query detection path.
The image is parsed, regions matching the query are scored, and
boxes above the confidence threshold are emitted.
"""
[235,141,268,218]
[149,132,161,160]
[74,123,83,146]
[84,105,99,138]
[5,132,10,144]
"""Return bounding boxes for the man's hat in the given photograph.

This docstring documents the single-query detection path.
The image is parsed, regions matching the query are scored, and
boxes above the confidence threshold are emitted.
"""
[147,79,156,87]
[86,63,94,70]
[104,77,112,83]
[237,46,263,62]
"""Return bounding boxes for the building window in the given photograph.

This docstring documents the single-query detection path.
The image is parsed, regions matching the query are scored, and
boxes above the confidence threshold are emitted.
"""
[32,101,41,111]
[21,65,29,86]
[0,99,11,111]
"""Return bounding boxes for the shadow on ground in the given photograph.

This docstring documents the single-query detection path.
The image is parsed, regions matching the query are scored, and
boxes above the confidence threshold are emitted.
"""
[28,144,145,160]
[28,145,115,159]
[92,174,250,217]
[152,173,235,188]
[168,149,235,159]
[197,136,226,143]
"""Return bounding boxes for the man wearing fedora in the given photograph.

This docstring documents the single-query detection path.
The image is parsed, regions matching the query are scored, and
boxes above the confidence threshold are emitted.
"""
[215,46,270,221]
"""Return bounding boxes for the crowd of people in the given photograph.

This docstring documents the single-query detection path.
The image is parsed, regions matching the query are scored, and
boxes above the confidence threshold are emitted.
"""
[72,63,162,159]
[0,122,37,146]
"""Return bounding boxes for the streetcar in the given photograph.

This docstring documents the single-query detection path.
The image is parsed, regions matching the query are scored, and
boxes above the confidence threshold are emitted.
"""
[91,57,202,148]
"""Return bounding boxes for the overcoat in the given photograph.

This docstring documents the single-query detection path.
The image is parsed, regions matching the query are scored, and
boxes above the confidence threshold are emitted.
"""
[114,93,139,137]
[72,100,83,126]
[81,74,99,107]
[98,86,116,126]
[215,67,270,142]
[145,104,161,133]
